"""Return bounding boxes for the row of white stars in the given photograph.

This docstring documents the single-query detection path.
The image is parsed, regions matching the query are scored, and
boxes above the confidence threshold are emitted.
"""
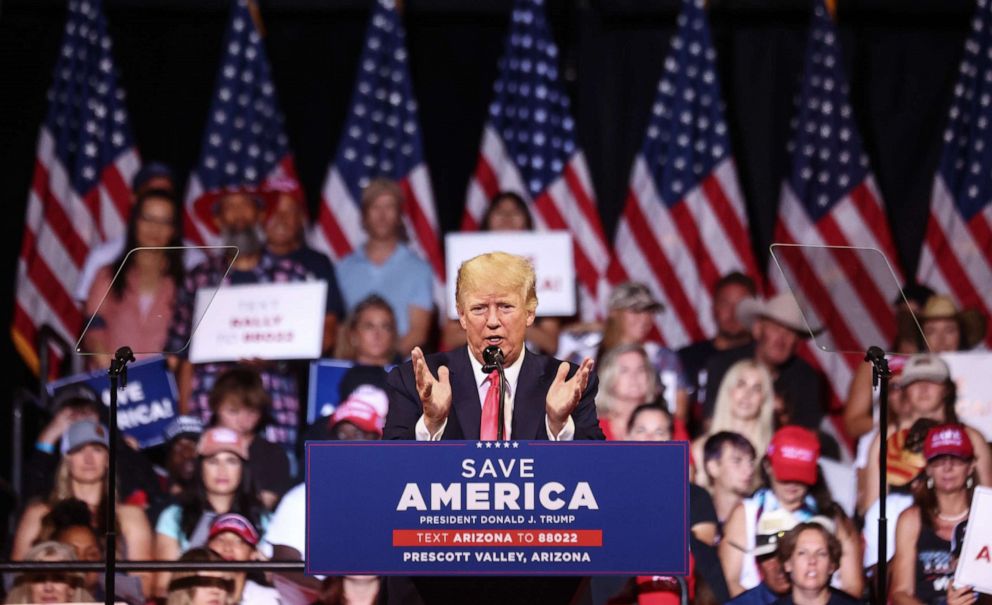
[476,441,520,449]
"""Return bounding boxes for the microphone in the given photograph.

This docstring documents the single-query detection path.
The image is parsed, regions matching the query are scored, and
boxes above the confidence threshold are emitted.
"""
[482,345,505,373]
[481,346,507,440]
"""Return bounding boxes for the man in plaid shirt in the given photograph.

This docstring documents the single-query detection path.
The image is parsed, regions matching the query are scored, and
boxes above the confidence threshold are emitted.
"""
[167,189,322,451]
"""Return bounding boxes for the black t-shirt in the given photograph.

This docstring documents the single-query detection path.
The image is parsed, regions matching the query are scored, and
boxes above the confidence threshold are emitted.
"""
[249,437,292,497]
[677,339,718,408]
[702,343,828,430]
[275,245,346,318]
[689,483,718,528]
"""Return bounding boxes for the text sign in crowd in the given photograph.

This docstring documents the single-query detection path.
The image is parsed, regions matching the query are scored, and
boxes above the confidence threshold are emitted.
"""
[47,357,179,449]
[305,441,688,576]
[189,281,327,364]
[444,232,576,319]
[955,486,992,595]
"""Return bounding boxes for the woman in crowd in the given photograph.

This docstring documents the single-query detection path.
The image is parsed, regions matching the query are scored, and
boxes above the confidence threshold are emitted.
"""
[205,513,279,605]
[774,522,861,604]
[345,294,400,366]
[165,548,236,605]
[207,367,291,510]
[720,426,862,599]
[82,187,184,370]
[11,420,154,596]
[442,191,562,354]
[693,359,775,487]
[594,344,659,440]
[596,282,690,423]
[861,354,992,514]
[843,290,984,447]
[47,498,144,604]
[154,427,267,597]
[4,541,94,604]
[891,424,980,605]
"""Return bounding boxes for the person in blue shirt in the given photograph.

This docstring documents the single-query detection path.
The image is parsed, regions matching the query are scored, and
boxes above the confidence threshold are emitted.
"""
[335,178,433,357]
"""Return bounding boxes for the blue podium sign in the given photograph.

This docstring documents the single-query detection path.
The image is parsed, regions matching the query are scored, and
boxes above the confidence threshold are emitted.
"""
[305,440,688,576]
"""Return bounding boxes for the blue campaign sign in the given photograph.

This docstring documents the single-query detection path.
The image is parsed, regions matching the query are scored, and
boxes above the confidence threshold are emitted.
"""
[47,356,179,449]
[305,441,688,576]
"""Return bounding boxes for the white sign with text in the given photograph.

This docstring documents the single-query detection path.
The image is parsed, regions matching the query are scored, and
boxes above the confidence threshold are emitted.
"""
[954,486,992,595]
[444,231,576,319]
[189,281,327,363]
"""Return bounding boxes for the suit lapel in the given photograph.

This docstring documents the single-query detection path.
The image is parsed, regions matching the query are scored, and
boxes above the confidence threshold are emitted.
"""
[512,351,548,440]
[449,347,482,440]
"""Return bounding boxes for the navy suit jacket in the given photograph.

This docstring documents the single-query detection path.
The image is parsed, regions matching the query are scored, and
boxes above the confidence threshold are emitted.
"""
[384,346,605,441]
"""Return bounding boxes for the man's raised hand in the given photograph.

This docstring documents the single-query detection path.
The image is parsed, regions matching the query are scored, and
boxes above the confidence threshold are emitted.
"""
[546,357,594,433]
[412,346,452,435]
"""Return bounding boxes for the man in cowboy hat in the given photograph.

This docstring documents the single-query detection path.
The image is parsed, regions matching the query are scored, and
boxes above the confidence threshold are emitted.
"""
[702,292,829,431]
[918,293,988,353]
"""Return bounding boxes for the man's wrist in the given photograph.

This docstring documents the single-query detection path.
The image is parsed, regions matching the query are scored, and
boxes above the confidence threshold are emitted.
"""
[424,417,446,436]
[547,416,566,436]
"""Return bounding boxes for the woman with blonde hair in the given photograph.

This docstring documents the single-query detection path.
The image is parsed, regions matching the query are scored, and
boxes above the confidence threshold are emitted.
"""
[11,420,153,595]
[4,541,94,604]
[693,359,775,486]
[166,548,235,605]
[594,344,659,440]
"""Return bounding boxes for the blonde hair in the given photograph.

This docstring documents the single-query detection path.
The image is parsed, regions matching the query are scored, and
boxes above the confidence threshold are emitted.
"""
[709,359,775,456]
[595,344,659,416]
[360,178,408,241]
[5,541,93,604]
[50,455,110,505]
[455,252,538,313]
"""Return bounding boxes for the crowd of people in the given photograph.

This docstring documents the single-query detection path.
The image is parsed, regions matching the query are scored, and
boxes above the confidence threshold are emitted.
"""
[3,163,991,605]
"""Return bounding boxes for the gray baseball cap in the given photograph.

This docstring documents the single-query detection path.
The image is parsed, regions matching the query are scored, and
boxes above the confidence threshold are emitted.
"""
[62,419,110,454]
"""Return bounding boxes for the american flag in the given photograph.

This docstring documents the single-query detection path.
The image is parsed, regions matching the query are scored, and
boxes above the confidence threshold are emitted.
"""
[609,0,759,347]
[769,0,903,420]
[311,0,444,298]
[184,0,300,246]
[463,0,610,320]
[917,0,992,347]
[13,0,140,374]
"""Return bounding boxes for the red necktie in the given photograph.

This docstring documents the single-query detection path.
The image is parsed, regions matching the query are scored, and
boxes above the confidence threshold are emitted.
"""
[481,370,500,440]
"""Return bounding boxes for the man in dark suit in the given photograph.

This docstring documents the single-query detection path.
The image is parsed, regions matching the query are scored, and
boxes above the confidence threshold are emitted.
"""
[383,251,603,605]
[384,251,603,442]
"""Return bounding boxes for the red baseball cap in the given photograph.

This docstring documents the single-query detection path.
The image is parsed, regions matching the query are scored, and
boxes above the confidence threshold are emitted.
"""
[924,424,974,461]
[208,513,260,546]
[767,426,820,486]
[330,399,385,437]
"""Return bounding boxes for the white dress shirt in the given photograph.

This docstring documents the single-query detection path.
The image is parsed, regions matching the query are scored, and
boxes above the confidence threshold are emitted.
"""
[415,348,575,441]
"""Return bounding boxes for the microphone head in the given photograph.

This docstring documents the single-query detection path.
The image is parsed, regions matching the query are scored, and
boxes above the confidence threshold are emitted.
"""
[482,346,504,372]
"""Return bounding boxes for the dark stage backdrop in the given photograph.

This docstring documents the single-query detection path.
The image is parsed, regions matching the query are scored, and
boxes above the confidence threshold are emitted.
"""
[0,0,974,479]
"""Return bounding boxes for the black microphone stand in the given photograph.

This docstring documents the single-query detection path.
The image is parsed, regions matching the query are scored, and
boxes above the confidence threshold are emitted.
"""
[482,346,507,440]
[865,345,891,604]
[105,346,135,605]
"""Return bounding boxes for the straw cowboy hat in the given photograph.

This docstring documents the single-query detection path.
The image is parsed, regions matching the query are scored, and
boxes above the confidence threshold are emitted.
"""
[918,294,987,350]
[736,292,821,337]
